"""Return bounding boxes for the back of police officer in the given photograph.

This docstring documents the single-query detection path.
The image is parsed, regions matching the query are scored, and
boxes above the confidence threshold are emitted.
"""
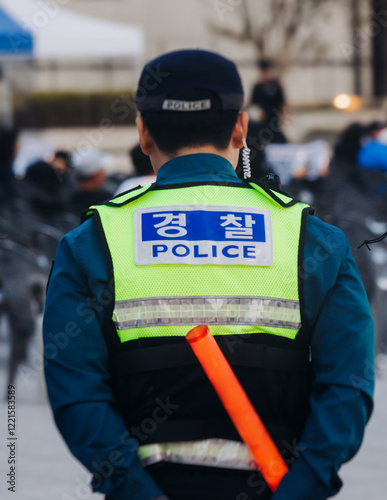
[44,50,374,500]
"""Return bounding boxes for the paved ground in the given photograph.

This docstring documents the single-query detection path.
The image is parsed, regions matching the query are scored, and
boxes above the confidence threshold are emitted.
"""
[0,327,386,499]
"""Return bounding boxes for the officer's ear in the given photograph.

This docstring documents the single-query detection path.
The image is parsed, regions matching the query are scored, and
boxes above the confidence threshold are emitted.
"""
[231,111,249,150]
[136,116,154,156]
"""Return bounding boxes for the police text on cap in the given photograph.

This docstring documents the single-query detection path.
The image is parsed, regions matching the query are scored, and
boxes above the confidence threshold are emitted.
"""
[162,99,212,111]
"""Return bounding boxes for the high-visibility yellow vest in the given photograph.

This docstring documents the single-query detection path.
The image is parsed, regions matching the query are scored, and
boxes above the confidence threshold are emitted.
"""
[87,181,310,344]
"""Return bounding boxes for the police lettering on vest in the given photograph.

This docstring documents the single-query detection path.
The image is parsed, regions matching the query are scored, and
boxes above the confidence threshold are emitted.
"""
[134,205,273,266]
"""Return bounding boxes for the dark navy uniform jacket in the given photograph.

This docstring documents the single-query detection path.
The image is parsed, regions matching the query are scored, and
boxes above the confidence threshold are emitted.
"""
[43,153,374,500]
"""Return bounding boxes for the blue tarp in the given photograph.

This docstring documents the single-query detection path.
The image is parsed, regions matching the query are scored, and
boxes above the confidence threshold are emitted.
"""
[0,7,33,58]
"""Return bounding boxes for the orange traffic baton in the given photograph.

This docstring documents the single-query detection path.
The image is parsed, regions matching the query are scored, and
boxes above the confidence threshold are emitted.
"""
[186,325,288,492]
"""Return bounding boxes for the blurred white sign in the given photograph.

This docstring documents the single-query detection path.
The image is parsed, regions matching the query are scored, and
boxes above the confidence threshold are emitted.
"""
[264,140,331,185]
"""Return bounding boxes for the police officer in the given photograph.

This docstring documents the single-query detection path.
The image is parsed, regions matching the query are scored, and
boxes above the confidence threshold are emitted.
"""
[43,50,374,500]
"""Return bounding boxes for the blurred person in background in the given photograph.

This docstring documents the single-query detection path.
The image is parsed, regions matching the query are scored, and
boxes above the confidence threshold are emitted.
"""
[115,144,156,195]
[242,59,287,180]
[321,123,377,302]
[249,59,287,133]
[326,122,383,207]
[356,121,387,220]
[70,148,113,215]
[0,127,39,389]
[320,122,366,219]
[0,126,18,206]
[357,121,387,201]
[23,150,75,219]
[357,121,387,172]
[332,122,365,181]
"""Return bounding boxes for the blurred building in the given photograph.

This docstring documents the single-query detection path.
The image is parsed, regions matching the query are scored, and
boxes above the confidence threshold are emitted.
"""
[3,0,387,106]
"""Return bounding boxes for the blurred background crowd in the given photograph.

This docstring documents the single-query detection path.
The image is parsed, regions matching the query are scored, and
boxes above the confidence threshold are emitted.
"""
[1,1,387,498]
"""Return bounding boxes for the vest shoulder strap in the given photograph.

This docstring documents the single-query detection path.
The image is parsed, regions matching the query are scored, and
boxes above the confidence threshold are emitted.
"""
[80,183,155,222]
[80,178,312,224]
[248,178,308,209]
[106,183,155,207]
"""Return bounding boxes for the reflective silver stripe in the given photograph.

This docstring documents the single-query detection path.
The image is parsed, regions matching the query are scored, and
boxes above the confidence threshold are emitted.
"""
[113,295,300,330]
[138,439,257,471]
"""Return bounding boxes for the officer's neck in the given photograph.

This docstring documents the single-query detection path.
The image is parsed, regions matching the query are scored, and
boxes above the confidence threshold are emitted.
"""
[150,144,239,174]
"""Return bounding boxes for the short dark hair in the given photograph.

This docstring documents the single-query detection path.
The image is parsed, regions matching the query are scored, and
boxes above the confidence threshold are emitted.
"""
[141,91,239,155]
[54,150,72,169]
[142,109,239,155]
[258,59,274,70]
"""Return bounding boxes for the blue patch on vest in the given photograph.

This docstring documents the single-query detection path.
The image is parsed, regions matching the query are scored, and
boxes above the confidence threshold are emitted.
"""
[134,205,273,266]
[141,210,265,242]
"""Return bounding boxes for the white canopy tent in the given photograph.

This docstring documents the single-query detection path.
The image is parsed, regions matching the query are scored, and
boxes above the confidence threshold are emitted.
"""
[0,0,144,124]
[0,0,144,61]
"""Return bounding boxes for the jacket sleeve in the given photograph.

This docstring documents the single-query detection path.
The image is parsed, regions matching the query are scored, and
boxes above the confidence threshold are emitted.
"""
[272,219,374,500]
[43,220,163,499]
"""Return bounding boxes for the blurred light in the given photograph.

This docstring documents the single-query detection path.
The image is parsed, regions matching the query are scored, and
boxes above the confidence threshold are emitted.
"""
[332,93,362,111]
[366,218,387,236]
[333,94,351,109]
[369,247,387,266]
[376,276,387,291]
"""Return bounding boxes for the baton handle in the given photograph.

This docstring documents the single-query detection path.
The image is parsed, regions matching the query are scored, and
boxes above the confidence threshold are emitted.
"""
[186,325,288,492]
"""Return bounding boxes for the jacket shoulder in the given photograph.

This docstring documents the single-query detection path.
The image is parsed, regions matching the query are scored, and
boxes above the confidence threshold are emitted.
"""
[306,214,349,258]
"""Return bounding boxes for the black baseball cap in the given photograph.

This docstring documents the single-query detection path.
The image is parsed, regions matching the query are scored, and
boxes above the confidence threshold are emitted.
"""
[136,49,244,113]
